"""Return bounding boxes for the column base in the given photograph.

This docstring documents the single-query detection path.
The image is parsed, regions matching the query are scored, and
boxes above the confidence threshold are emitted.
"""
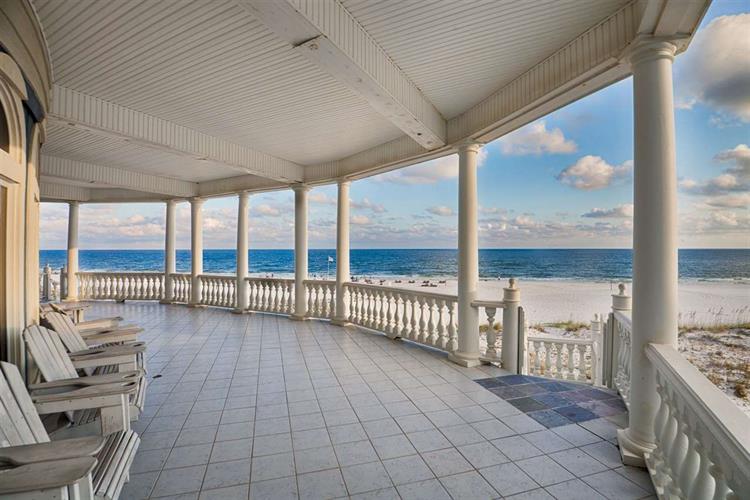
[232,308,251,315]
[330,317,350,327]
[448,351,481,368]
[617,428,654,468]
[158,299,173,305]
[290,314,308,321]
[187,303,206,309]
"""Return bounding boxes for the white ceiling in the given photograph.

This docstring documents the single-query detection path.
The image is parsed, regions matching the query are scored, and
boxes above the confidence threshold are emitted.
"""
[31,0,634,193]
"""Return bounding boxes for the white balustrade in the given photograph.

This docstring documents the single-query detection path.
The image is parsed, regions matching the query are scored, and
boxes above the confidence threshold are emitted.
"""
[304,280,336,319]
[77,272,165,301]
[344,283,458,352]
[171,273,191,303]
[473,300,504,363]
[613,310,632,406]
[644,343,750,499]
[526,336,598,383]
[198,275,236,308]
[246,278,294,314]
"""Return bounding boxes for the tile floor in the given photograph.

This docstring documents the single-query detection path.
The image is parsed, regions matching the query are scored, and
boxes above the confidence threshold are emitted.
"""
[72,302,655,499]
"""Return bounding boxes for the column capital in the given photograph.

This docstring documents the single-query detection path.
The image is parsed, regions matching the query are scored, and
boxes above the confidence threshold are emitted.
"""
[625,37,677,67]
[292,183,310,193]
[189,197,205,206]
[455,140,484,154]
[237,190,250,201]
[68,200,80,208]
[337,178,352,188]
[165,198,178,206]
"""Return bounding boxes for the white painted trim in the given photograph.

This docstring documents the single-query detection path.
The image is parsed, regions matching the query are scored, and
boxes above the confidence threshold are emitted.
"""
[50,85,304,183]
[40,155,198,198]
[242,0,446,149]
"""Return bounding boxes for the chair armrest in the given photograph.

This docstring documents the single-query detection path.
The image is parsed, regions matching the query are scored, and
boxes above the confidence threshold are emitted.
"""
[76,316,124,333]
[32,381,138,414]
[70,343,145,359]
[0,457,96,495]
[29,369,143,391]
[79,324,142,338]
[0,437,105,465]
[82,331,141,346]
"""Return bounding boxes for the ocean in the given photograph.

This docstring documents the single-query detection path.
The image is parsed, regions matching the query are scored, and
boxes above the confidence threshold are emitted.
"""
[38,248,749,281]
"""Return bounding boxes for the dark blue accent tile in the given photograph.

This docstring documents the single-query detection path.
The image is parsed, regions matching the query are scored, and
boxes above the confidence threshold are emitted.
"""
[553,405,598,423]
[577,388,616,401]
[536,382,578,393]
[508,397,549,412]
[489,386,525,399]
[532,393,572,409]
[579,401,623,417]
[475,378,507,389]
[602,398,628,411]
[560,390,596,403]
[514,384,548,396]
[528,410,573,428]
[497,375,537,386]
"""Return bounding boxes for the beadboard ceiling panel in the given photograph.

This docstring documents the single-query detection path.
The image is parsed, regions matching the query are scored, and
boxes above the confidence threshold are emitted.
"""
[41,121,245,183]
[341,0,629,119]
[32,0,403,166]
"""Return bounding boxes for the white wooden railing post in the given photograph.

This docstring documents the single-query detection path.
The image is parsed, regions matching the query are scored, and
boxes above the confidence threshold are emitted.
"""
[189,197,204,307]
[449,141,483,367]
[591,314,603,386]
[64,201,79,301]
[332,180,350,325]
[60,266,68,299]
[606,283,632,389]
[41,264,51,301]
[162,199,177,304]
[291,185,309,320]
[501,278,521,373]
[235,191,250,313]
[618,39,679,468]
[518,307,527,375]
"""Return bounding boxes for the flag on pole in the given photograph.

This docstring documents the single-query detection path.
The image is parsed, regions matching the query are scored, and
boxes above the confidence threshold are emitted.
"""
[328,256,334,263]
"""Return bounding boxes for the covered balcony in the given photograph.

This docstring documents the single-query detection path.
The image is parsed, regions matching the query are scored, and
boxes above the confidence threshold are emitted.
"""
[1,0,748,498]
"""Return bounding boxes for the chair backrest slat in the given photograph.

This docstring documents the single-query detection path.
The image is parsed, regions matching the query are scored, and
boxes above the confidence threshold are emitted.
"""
[43,312,88,352]
[0,362,49,446]
[24,326,79,381]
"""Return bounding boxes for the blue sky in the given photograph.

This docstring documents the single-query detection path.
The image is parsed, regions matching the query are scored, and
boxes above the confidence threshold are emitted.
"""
[40,1,750,250]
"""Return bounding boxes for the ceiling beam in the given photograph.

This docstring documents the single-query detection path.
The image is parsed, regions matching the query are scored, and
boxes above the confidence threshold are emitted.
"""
[39,181,90,202]
[40,155,198,198]
[240,0,446,150]
[49,85,304,183]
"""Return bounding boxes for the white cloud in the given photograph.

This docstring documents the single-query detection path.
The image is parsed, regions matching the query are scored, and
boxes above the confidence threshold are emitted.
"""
[251,204,282,217]
[582,204,634,219]
[351,197,386,214]
[350,214,371,225]
[705,193,750,209]
[557,156,632,190]
[309,192,336,205]
[380,148,488,185]
[498,120,577,155]
[426,206,454,216]
[674,14,750,122]
[681,144,750,199]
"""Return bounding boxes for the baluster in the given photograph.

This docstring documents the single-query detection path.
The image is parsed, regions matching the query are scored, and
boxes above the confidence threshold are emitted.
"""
[707,442,730,500]
[447,303,457,351]
[436,299,447,348]
[383,292,392,334]
[410,298,419,341]
[364,291,372,328]
[400,295,410,338]
[543,342,551,376]
[425,298,436,345]
[678,411,701,498]
[417,297,427,342]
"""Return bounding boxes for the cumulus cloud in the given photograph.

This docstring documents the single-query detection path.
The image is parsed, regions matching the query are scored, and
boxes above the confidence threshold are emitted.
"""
[674,14,750,122]
[251,204,282,217]
[350,214,371,225]
[309,192,336,205]
[351,197,386,214]
[380,148,488,185]
[426,206,454,216]
[498,120,577,155]
[582,204,634,219]
[557,156,632,190]
[681,145,750,206]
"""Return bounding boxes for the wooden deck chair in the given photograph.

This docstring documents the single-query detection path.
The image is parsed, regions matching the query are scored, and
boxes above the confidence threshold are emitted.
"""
[41,301,90,323]
[41,302,122,335]
[43,310,139,344]
[0,361,139,499]
[24,326,146,423]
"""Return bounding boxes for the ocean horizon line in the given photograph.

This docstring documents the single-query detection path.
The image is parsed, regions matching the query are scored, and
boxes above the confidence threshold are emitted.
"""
[39,247,750,251]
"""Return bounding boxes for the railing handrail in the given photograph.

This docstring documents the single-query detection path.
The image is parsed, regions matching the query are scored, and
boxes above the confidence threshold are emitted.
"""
[613,309,631,329]
[303,279,335,285]
[527,336,594,346]
[198,273,235,279]
[247,277,295,284]
[78,271,164,276]
[471,299,504,309]
[344,281,458,302]
[646,343,750,472]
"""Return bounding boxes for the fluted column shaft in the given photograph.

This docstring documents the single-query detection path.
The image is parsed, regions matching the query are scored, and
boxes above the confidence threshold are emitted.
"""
[65,201,80,301]
[333,180,351,324]
[189,198,204,306]
[292,185,309,320]
[163,200,177,302]
[236,192,250,312]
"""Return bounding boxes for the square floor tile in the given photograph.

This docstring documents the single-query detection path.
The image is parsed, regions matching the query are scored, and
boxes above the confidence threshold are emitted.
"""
[396,478,451,500]
[553,405,598,423]
[292,428,331,450]
[549,448,608,477]
[532,393,573,408]
[440,471,498,500]
[371,434,417,459]
[480,462,539,497]
[297,469,347,500]
[342,461,393,494]
[210,438,253,463]
[152,465,206,497]
[491,435,544,461]
[382,454,434,485]
[523,430,574,453]
[164,444,212,469]
[581,470,650,499]
[294,446,339,474]
[457,441,509,469]
[516,455,575,486]
[406,429,452,453]
[249,476,298,500]
[527,409,573,428]
[544,478,606,500]
[203,458,251,490]
[250,452,295,482]
[421,448,474,477]
[253,433,292,456]
[328,422,368,444]
[334,440,379,466]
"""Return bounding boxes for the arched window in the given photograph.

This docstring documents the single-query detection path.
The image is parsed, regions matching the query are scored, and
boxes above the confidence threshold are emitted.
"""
[0,100,9,153]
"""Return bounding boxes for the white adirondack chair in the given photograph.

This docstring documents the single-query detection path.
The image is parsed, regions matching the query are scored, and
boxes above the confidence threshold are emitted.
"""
[43,310,142,345]
[24,326,146,427]
[0,361,139,499]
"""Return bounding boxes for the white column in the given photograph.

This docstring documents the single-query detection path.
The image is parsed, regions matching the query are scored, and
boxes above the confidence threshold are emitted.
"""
[449,142,482,367]
[65,201,79,301]
[162,199,177,303]
[235,192,250,312]
[501,279,520,372]
[618,40,678,467]
[189,198,204,306]
[333,180,351,325]
[292,185,309,320]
